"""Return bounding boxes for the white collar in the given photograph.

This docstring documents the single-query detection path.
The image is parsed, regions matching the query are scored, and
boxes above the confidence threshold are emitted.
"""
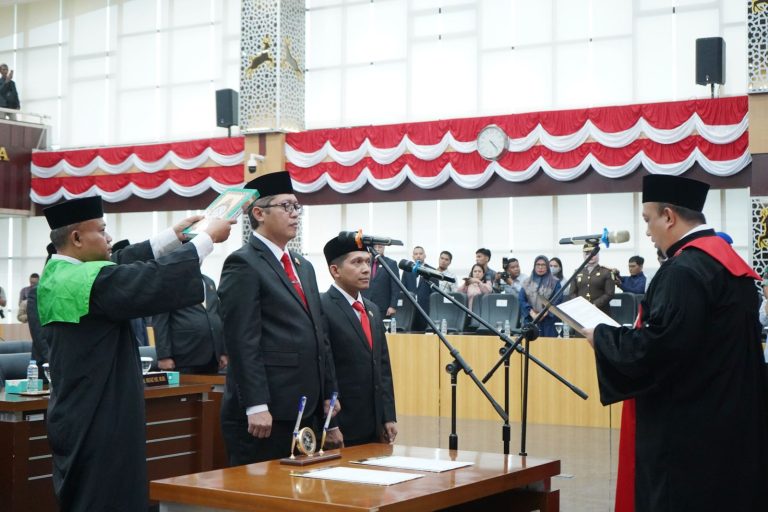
[253,231,288,262]
[680,224,712,240]
[332,282,363,306]
[51,254,83,265]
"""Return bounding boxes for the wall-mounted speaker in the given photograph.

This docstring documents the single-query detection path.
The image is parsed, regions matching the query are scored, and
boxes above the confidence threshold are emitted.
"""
[216,89,239,128]
[696,37,726,86]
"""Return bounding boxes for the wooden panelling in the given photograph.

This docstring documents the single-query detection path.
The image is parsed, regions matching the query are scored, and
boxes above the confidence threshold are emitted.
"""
[388,334,621,428]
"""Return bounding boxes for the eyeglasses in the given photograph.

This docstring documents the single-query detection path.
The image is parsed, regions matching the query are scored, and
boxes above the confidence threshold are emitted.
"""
[261,201,303,214]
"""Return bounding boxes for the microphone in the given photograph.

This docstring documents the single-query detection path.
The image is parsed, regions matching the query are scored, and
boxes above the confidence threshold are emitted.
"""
[398,259,456,283]
[338,230,404,248]
[558,228,630,247]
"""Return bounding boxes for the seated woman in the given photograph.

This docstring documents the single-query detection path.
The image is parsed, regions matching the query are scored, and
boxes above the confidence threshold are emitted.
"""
[519,255,562,337]
[549,256,568,295]
[458,263,493,310]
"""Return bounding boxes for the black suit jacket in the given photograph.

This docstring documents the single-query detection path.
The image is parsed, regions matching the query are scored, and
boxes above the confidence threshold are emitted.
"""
[321,287,396,443]
[152,275,226,369]
[28,287,50,365]
[219,234,336,424]
[361,255,399,317]
[401,264,436,312]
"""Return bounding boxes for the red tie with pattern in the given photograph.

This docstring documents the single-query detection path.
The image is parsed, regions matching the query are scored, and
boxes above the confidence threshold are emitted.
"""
[280,252,308,309]
[352,301,373,348]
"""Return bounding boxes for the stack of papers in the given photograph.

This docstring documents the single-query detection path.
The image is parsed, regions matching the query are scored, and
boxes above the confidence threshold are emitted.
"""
[352,455,474,472]
[293,467,422,486]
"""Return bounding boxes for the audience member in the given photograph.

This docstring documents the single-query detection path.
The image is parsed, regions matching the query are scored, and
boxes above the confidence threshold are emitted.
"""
[154,274,228,374]
[18,273,39,304]
[519,255,562,337]
[0,63,20,119]
[361,243,399,318]
[475,248,496,281]
[570,243,615,315]
[401,245,436,331]
[321,236,397,447]
[0,284,5,318]
[436,250,457,292]
[612,255,647,294]
[38,196,233,511]
[218,172,339,465]
[549,256,571,297]
[457,263,493,309]
[493,257,527,295]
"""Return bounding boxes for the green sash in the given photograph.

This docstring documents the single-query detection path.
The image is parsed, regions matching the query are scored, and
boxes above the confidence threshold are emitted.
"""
[38,258,115,325]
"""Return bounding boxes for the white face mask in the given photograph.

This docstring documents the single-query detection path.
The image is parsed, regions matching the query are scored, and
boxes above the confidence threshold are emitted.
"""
[549,266,558,274]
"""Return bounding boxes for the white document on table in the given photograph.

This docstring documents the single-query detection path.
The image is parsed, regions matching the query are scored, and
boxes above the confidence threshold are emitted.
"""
[293,466,423,486]
[547,296,621,335]
[352,455,473,473]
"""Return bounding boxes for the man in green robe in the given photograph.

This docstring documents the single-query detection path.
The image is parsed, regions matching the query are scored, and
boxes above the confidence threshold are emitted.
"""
[38,196,233,511]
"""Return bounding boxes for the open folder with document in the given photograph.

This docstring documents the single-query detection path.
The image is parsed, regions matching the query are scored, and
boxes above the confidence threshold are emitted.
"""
[544,296,621,336]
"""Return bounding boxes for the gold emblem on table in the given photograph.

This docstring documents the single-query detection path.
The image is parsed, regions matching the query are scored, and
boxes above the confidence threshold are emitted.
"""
[280,395,341,466]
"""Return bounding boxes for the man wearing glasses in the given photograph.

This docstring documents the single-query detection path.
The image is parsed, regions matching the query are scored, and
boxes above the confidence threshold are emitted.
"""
[219,171,340,464]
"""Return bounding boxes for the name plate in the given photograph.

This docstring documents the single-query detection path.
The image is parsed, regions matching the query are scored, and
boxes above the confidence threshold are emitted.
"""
[143,372,169,387]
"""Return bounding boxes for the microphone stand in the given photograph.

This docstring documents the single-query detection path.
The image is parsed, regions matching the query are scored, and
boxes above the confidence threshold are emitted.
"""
[368,248,509,450]
[426,281,588,455]
[482,243,600,455]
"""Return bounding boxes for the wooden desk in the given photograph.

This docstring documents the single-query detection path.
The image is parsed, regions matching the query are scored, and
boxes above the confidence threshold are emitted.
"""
[151,443,560,511]
[180,373,228,469]
[387,334,621,428]
[0,322,31,340]
[0,383,215,512]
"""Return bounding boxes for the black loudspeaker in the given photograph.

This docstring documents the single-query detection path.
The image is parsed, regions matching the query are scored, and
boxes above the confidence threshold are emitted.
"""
[216,89,239,128]
[695,37,726,86]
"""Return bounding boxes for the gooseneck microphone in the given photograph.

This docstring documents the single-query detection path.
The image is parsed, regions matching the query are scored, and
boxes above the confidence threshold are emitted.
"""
[338,230,404,248]
[558,228,630,247]
[398,259,456,283]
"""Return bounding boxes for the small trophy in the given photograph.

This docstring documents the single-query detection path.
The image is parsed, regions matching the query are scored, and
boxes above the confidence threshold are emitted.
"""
[280,394,342,466]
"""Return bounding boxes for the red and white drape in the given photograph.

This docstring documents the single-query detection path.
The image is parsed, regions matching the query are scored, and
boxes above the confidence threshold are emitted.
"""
[31,138,245,204]
[286,97,750,194]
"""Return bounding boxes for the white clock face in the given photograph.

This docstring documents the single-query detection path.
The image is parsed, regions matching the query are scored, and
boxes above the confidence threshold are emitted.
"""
[477,125,507,161]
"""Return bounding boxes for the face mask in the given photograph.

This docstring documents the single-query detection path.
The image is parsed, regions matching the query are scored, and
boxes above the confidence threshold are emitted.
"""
[550,266,558,274]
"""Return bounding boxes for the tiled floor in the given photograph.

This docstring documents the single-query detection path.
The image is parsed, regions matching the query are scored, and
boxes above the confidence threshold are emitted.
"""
[396,416,619,512]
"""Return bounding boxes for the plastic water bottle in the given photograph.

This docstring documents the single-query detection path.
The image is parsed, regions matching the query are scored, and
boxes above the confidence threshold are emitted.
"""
[563,324,571,338]
[27,360,39,392]
[504,319,511,335]
[440,318,448,334]
[390,317,397,334]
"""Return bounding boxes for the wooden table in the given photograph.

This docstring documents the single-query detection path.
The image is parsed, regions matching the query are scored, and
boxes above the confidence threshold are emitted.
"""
[180,373,228,469]
[0,383,215,512]
[151,444,560,511]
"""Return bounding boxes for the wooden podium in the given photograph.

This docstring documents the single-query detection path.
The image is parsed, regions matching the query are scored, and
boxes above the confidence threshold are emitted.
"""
[0,383,215,512]
[151,443,560,511]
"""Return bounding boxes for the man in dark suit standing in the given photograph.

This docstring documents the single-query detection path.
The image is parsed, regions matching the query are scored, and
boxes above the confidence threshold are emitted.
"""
[361,243,399,318]
[321,236,397,446]
[400,245,434,331]
[154,274,228,374]
[218,171,340,465]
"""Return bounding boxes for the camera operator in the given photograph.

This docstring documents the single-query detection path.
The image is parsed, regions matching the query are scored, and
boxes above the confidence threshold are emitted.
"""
[493,257,527,295]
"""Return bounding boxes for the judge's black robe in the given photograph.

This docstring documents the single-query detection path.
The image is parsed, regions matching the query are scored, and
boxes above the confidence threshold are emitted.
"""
[594,230,768,512]
[44,242,203,511]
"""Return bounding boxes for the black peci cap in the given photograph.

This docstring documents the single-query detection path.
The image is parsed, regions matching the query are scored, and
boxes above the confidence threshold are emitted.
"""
[323,235,366,266]
[244,171,294,198]
[642,174,709,212]
[43,196,104,230]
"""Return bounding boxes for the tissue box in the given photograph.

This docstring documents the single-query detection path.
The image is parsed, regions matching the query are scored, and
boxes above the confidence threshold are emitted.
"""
[165,371,180,385]
[4,379,42,394]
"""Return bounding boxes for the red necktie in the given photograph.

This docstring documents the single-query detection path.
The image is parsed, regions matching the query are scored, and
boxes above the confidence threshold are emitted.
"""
[281,252,308,309]
[352,301,373,348]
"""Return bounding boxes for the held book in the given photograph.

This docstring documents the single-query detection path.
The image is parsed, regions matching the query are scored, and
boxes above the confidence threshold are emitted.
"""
[544,296,621,336]
[182,188,259,237]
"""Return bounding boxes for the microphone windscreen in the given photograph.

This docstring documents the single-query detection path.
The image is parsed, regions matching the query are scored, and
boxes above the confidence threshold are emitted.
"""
[398,259,413,272]
[609,230,631,243]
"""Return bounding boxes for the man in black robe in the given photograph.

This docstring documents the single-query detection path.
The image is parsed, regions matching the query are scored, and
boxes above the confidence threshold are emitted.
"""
[585,175,768,511]
[38,196,233,511]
